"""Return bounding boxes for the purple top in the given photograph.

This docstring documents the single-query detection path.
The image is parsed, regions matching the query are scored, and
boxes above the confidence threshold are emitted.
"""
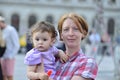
[24,46,59,78]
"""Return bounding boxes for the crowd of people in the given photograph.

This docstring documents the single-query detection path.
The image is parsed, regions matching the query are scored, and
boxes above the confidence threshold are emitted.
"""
[0,13,99,80]
[85,28,112,58]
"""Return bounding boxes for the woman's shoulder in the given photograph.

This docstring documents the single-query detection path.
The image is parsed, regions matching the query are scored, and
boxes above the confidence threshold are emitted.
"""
[78,51,97,64]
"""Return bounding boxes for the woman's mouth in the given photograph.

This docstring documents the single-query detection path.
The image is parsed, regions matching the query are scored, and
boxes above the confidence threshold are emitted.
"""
[67,39,75,42]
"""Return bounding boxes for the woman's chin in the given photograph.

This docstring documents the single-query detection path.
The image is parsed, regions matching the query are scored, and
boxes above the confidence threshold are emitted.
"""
[67,44,76,48]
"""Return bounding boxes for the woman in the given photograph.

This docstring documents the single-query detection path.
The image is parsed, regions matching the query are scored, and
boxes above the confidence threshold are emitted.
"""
[53,13,98,80]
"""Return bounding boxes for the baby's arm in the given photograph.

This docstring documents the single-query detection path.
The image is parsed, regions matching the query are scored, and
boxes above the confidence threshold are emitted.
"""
[58,50,69,63]
[27,65,49,80]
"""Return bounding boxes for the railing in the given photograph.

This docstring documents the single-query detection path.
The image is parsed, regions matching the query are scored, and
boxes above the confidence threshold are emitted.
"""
[85,42,114,65]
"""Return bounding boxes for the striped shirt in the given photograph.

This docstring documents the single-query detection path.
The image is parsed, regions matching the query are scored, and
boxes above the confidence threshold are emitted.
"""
[54,50,98,80]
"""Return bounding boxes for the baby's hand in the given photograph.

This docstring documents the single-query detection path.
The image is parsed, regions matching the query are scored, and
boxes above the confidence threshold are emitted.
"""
[38,72,49,80]
[59,50,69,63]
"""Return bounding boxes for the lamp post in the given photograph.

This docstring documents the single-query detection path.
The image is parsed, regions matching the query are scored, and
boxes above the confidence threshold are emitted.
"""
[95,0,104,35]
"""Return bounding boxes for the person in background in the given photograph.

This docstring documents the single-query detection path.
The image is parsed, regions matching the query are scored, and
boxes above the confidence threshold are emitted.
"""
[55,40,66,51]
[0,26,6,80]
[0,27,6,57]
[0,16,20,80]
[53,13,98,80]
[88,29,101,57]
[89,29,101,45]
[26,31,33,52]
[101,31,111,55]
[24,21,68,80]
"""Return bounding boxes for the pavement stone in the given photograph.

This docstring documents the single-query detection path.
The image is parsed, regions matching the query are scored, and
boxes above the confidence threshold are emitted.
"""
[14,54,27,80]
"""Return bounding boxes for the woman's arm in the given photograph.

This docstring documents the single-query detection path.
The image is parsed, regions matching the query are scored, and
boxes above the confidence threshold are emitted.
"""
[71,75,92,80]
[71,58,98,80]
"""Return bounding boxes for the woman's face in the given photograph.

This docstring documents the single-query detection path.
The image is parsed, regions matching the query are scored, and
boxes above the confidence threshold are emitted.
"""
[61,18,83,48]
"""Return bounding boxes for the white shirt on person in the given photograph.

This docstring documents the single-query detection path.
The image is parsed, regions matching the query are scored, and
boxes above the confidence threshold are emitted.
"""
[89,33,101,44]
[2,25,20,59]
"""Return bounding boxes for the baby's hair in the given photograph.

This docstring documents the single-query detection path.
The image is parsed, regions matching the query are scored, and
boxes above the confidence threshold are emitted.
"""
[30,21,57,38]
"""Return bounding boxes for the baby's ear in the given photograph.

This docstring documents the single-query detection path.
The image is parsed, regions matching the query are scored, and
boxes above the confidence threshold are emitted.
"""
[53,39,56,43]
[51,38,56,45]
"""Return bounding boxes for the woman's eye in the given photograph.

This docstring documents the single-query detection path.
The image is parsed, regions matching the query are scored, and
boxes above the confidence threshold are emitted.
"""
[63,28,69,31]
[73,27,79,31]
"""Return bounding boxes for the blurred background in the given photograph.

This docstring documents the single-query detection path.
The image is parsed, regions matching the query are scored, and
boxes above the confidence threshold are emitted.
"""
[0,0,120,80]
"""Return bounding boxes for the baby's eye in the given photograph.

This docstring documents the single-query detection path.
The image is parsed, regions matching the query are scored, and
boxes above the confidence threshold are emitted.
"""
[35,38,39,41]
[43,38,47,41]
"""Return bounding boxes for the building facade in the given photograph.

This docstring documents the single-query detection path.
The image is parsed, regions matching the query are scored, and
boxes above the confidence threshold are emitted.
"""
[0,0,120,40]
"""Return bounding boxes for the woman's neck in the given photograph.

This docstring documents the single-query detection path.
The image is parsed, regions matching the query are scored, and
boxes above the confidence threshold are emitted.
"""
[65,46,80,56]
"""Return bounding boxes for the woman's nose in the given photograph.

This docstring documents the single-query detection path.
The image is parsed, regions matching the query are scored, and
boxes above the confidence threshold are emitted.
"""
[68,29,74,35]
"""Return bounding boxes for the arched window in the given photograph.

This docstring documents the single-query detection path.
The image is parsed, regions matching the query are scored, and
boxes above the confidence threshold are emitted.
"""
[107,18,115,36]
[46,15,53,24]
[28,15,37,28]
[92,18,96,28]
[92,15,97,28]
[11,14,20,31]
[109,0,116,4]
[0,13,3,16]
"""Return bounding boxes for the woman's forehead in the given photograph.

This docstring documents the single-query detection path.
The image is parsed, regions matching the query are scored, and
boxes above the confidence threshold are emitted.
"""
[62,18,79,28]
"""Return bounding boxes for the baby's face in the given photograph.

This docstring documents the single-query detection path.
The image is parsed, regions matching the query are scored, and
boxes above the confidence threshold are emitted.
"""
[32,31,54,52]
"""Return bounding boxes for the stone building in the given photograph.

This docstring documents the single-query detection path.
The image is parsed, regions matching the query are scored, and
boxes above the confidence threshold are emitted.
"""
[0,0,120,40]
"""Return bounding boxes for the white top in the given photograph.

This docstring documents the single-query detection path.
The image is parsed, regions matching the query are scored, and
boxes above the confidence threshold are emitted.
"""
[89,33,101,44]
[2,25,20,59]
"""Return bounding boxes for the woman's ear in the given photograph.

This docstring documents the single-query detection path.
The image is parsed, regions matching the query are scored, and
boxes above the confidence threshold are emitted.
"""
[82,34,86,40]
[60,34,63,41]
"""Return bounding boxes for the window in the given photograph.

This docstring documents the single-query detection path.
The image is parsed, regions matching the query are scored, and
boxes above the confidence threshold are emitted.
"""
[108,0,116,4]
[0,13,3,16]
[11,14,20,31]
[92,15,98,28]
[46,15,54,24]
[110,0,116,3]
[78,0,86,2]
[62,0,71,3]
[107,18,115,36]
[92,18,96,28]
[28,15,37,28]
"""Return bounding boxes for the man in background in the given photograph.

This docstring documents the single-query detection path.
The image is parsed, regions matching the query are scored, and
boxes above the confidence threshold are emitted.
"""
[0,16,20,80]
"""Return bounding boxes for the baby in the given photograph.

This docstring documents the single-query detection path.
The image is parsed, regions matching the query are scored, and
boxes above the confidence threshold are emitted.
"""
[24,21,68,80]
